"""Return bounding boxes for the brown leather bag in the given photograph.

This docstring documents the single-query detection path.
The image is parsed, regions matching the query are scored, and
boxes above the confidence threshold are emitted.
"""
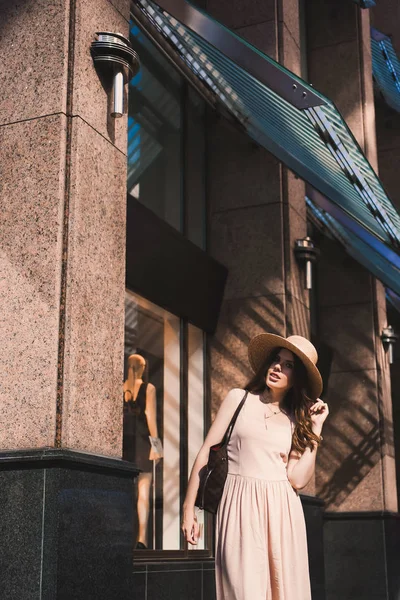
[195,391,248,514]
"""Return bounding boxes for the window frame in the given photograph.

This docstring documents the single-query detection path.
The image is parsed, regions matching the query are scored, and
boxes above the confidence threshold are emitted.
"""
[129,309,213,561]
[127,7,215,559]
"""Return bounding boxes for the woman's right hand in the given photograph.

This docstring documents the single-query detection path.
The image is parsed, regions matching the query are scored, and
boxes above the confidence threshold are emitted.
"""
[181,507,200,545]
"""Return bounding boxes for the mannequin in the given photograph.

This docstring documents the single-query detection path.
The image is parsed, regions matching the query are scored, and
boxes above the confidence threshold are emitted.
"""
[123,354,163,549]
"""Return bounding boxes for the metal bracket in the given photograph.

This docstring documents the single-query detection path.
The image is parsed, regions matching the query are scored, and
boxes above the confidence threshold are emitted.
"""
[91,32,140,117]
[294,237,319,290]
[381,325,398,364]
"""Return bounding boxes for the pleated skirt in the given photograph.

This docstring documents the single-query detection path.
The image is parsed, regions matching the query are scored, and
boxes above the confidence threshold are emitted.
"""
[215,473,312,600]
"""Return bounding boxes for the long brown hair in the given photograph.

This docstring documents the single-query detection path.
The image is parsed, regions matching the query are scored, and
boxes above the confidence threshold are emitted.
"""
[245,348,320,454]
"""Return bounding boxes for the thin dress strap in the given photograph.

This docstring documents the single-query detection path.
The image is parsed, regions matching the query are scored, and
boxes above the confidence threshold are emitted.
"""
[124,381,146,403]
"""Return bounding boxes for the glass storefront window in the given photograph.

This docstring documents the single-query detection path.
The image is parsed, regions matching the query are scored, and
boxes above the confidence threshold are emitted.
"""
[124,291,209,551]
[128,24,183,233]
[128,21,207,249]
[126,12,210,555]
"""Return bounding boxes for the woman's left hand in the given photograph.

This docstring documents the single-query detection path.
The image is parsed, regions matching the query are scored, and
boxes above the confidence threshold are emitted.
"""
[310,398,329,433]
[150,449,163,465]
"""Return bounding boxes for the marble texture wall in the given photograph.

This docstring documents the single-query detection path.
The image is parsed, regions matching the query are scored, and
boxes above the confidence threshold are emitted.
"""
[61,118,127,454]
[0,0,131,456]
[0,114,66,449]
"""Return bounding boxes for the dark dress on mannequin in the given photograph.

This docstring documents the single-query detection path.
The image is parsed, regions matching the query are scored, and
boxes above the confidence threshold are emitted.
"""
[123,382,152,472]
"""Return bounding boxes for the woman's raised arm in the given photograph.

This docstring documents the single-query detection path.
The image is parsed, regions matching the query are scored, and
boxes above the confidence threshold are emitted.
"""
[287,399,329,490]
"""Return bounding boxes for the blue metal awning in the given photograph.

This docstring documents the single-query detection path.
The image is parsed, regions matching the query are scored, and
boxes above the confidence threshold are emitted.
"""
[306,193,400,297]
[131,0,400,254]
[354,0,376,8]
[371,27,400,113]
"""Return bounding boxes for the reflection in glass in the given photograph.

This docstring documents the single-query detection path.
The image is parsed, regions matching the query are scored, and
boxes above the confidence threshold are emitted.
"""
[128,24,183,232]
[123,353,162,549]
[124,291,181,550]
[128,22,207,248]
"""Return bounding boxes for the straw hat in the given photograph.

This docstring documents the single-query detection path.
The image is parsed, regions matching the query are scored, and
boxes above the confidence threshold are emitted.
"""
[248,333,323,400]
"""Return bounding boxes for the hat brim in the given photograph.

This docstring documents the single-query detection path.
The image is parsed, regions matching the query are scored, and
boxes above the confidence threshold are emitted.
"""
[248,333,323,400]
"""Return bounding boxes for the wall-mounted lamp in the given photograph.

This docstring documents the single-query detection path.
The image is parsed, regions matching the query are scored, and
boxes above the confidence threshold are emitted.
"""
[294,236,319,290]
[91,32,140,118]
[381,325,398,364]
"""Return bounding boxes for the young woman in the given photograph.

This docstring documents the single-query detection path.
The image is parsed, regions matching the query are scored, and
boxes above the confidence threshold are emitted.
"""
[182,333,329,600]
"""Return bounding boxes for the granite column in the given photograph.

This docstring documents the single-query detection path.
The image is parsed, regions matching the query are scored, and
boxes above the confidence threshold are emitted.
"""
[0,0,137,597]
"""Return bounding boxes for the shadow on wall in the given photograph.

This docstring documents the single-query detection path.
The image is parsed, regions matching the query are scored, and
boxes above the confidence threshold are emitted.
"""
[210,274,395,511]
[314,312,394,511]
[317,389,394,509]
[210,291,286,416]
[312,229,395,510]
[210,244,313,414]
[210,286,315,404]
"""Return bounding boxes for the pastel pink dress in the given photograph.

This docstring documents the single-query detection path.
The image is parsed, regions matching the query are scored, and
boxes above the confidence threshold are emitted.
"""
[215,391,311,600]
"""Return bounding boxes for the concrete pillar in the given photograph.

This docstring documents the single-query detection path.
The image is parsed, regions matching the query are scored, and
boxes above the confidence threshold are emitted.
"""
[0,0,129,456]
[306,2,399,598]
[206,1,324,597]
[315,239,396,511]
[0,0,137,597]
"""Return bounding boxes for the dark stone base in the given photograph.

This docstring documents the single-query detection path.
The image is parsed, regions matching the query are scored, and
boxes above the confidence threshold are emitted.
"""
[301,494,326,600]
[0,448,139,600]
[133,559,215,600]
[324,511,400,600]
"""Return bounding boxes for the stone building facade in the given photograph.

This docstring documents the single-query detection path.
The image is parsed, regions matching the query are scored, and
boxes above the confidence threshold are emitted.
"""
[1,0,399,599]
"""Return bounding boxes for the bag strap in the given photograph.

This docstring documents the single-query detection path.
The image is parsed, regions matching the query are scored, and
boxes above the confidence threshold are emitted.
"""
[224,390,249,445]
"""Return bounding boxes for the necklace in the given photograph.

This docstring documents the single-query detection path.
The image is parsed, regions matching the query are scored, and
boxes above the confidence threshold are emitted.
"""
[264,403,282,429]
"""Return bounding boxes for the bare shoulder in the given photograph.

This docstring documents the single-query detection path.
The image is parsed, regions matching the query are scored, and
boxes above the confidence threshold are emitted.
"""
[146,382,156,393]
[222,387,247,406]
[209,388,247,432]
